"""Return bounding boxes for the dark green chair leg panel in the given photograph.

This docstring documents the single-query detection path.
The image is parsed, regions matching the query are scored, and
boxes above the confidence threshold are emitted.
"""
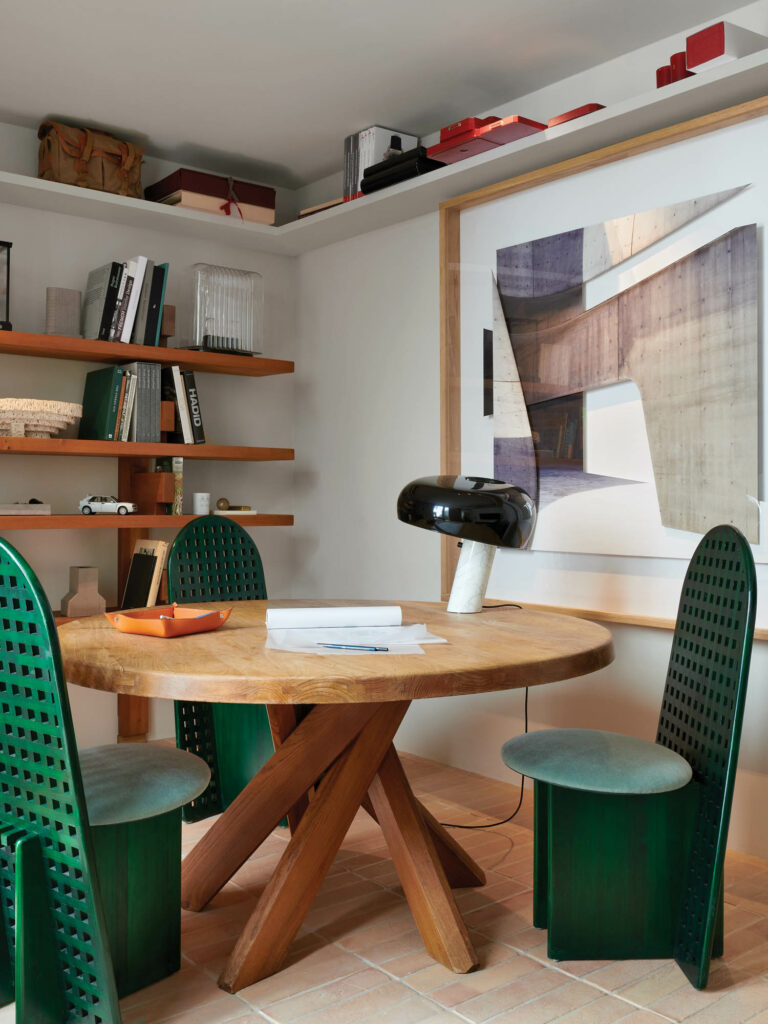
[175,700,224,823]
[546,784,698,961]
[91,810,182,998]
[660,526,756,989]
[712,877,724,960]
[15,831,69,1024]
[167,514,273,821]
[0,826,17,1007]
[533,781,549,930]
[212,703,275,808]
[0,539,122,1024]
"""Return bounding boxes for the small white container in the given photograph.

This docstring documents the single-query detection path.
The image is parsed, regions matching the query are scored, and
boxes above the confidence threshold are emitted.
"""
[192,492,211,515]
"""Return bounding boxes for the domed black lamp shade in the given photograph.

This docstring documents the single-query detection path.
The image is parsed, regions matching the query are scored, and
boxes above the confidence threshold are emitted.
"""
[397,476,536,613]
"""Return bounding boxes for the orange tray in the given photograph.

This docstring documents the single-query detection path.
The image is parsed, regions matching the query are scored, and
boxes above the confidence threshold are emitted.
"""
[105,603,232,638]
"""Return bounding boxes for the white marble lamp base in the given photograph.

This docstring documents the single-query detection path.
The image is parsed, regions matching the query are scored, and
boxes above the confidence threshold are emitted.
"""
[447,539,497,613]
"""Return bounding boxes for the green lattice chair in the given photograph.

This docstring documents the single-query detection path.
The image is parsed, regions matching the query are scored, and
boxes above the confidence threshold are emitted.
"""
[0,537,210,1023]
[502,524,756,989]
[167,514,275,822]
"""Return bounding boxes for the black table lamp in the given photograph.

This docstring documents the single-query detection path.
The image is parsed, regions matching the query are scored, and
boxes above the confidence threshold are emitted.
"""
[397,475,536,613]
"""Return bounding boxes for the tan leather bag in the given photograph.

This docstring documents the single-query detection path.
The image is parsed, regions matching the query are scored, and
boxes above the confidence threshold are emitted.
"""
[38,120,144,198]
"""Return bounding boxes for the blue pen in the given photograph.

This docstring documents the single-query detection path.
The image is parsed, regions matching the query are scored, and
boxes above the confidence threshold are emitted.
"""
[318,643,389,652]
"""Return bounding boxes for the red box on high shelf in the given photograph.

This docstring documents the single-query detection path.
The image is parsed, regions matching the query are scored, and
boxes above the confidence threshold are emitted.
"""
[547,103,605,128]
[440,116,500,142]
[428,115,546,164]
[686,20,768,69]
[144,169,276,224]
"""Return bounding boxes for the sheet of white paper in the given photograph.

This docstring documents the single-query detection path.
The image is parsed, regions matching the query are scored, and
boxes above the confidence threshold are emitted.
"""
[265,606,402,629]
[265,636,425,655]
[265,623,447,654]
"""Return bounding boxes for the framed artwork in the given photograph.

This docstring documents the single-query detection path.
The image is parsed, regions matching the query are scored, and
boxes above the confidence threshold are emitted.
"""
[439,95,768,603]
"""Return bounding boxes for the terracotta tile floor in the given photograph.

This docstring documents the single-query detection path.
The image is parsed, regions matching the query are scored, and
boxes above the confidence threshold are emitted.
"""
[44,754,768,1024]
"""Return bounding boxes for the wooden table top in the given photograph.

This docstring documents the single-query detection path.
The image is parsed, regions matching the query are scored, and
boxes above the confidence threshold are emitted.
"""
[58,600,614,705]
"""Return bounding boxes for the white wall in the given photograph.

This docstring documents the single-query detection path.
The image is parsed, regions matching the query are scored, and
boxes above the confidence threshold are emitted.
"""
[0,197,298,742]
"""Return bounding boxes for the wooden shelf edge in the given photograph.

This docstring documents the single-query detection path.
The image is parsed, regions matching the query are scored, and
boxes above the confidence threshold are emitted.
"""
[0,513,293,530]
[495,601,768,643]
[0,437,294,461]
[0,331,294,378]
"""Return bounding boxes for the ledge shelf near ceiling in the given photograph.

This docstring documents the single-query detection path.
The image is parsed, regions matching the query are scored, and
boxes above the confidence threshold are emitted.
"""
[0,49,767,256]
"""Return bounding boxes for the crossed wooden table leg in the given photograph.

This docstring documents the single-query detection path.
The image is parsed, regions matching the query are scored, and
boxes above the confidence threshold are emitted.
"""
[180,700,486,992]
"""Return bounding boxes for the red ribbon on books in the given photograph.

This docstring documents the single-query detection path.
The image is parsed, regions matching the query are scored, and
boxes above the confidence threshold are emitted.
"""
[220,177,244,219]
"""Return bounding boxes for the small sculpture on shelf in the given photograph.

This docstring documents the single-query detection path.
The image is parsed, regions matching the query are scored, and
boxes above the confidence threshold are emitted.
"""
[214,496,255,517]
[0,398,81,437]
[60,566,107,617]
[79,495,138,515]
[0,498,51,516]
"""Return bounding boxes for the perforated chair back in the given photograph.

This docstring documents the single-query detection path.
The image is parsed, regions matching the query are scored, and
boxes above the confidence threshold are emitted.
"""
[656,524,756,988]
[167,515,269,822]
[167,514,266,603]
[0,538,120,1022]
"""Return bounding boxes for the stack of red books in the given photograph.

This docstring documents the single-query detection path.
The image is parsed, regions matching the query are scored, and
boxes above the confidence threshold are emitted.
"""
[145,169,276,225]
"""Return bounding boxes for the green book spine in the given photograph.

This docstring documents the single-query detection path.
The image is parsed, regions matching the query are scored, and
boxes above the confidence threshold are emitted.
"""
[78,366,126,440]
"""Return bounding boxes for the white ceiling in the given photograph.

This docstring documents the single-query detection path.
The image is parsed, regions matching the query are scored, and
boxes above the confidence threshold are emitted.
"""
[1,0,733,189]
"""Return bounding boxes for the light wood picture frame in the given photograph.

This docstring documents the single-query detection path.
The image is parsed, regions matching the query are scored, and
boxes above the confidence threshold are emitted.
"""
[439,93,768,619]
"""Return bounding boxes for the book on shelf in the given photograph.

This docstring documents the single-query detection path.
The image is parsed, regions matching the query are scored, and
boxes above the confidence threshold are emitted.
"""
[143,263,168,346]
[161,366,193,443]
[120,538,169,609]
[172,457,183,514]
[130,259,155,343]
[78,365,125,440]
[298,197,344,218]
[118,256,148,343]
[158,190,276,225]
[109,265,131,341]
[343,126,418,201]
[123,361,161,442]
[81,261,123,340]
[117,371,137,441]
[181,370,205,443]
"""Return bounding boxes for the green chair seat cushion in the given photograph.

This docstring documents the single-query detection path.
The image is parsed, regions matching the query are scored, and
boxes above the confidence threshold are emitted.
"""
[79,745,211,826]
[501,729,692,794]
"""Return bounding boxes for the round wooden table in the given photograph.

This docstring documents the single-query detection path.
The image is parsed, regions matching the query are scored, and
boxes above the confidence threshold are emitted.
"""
[59,600,613,992]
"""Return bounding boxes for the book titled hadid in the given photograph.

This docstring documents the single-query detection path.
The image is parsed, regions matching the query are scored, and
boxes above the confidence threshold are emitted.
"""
[182,370,205,444]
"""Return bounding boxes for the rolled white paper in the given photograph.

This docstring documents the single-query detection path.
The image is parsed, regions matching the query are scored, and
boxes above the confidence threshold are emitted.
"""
[266,606,402,630]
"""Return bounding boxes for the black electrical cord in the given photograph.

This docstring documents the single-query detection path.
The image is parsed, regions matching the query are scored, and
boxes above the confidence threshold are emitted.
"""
[439,685,529,830]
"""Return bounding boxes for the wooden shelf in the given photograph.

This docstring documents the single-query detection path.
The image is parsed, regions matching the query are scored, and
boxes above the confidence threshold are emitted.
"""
[516,601,768,644]
[0,437,294,461]
[0,331,294,378]
[1,52,768,255]
[0,513,293,530]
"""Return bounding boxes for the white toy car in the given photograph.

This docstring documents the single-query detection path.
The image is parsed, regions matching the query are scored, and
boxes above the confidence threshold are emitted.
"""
[79,495,138,516]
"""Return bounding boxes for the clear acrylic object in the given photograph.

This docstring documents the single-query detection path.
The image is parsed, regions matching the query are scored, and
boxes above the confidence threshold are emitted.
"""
[192,263,263,354]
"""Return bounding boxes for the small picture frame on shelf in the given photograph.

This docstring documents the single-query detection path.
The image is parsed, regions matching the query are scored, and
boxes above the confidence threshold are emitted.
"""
[0,241,11,331]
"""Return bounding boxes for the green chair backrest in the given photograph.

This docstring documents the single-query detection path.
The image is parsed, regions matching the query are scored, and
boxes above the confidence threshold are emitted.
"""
[0,538,120,1022]
[166,514,267,603]
[656,524,756,988]
[167,515,268,822]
